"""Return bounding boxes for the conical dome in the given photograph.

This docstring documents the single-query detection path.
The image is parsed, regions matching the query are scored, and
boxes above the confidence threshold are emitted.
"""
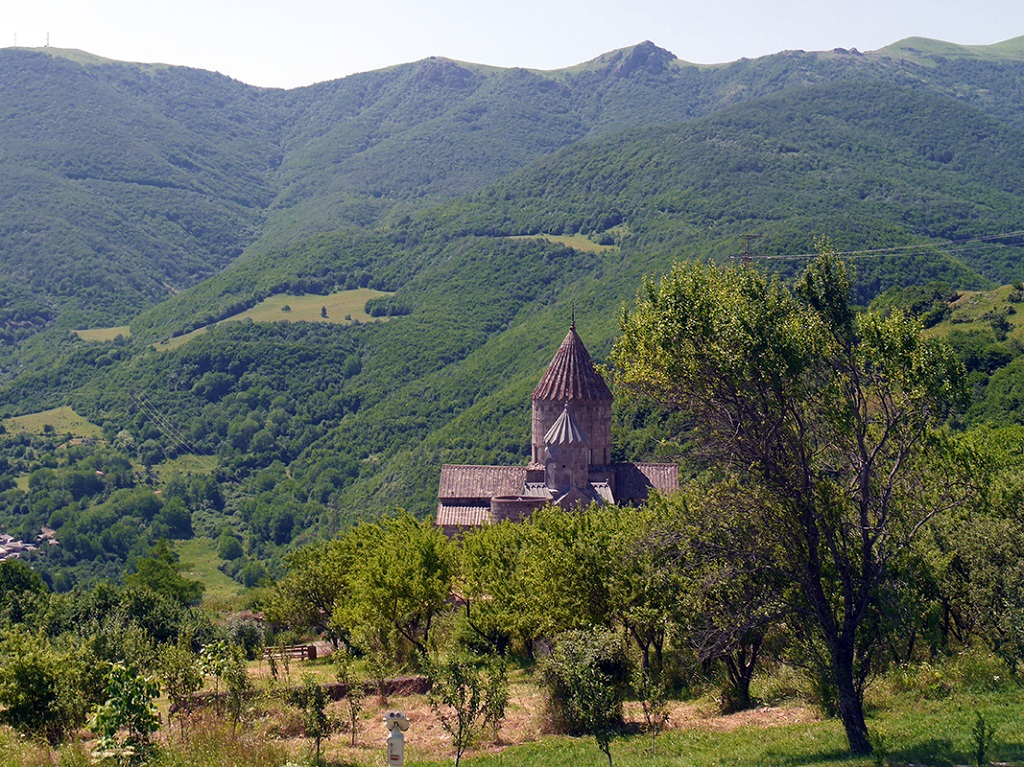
[543,405,589,446]
[532,325,613,403]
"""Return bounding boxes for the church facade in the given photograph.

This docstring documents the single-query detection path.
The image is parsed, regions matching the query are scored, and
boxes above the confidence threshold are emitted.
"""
[436,323,679,535]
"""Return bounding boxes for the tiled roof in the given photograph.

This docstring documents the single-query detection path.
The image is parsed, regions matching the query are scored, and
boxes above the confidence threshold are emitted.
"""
[438,465,527,499]
[591,482,615,504]
[532,325,613,403]
[436,505,493,528]
[543,405,589,445]
[613,463,679,500]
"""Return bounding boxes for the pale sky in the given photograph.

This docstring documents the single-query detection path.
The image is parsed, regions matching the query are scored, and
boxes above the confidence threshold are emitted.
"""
[4,0,1024,89]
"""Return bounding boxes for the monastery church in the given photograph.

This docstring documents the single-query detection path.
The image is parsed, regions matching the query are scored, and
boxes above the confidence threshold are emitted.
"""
[436,322,679,535]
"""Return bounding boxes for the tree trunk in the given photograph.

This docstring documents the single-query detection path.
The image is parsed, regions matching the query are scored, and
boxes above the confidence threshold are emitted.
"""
[832,650,871,755]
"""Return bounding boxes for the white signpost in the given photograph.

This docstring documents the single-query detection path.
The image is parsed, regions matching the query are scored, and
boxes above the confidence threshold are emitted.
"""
[384,711,410,766]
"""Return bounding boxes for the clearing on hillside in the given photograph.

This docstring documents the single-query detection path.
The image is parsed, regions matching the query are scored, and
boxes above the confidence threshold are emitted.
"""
[73,325,131,341]
[924,284,1024,340]
[509,233,617,253]
[155,288,394,351]
[2,406,103,438]
[174,537,243,609]
[154,453,218,478]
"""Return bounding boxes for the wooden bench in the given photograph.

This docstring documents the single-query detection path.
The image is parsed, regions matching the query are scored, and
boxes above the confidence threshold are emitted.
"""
[263,644,317,661]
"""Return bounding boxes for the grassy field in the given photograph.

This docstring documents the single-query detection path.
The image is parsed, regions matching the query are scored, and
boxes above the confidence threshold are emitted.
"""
[73,325,131,341]
[154,288,393,351]
[924,284,1024,340]
[174,537,243,609]
[154,453,218,478]
[1,406,103,438]
[509,233,617,253]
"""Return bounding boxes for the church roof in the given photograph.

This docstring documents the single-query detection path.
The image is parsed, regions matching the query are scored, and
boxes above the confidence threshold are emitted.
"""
[436,504,492,529]
[613,463,680,501]
[438,465,527,500]
[532,324,613,403]
[543,405,589,445]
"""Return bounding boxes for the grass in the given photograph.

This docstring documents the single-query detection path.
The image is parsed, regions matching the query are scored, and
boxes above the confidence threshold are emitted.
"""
[174,538,243,609]
[1,660,1023,767]
[73,325,131,341]
[509,233,617,253]
[923,283,1024,341]
[154,288,393,351]
[1,406,103,438]
[155,454,218,478]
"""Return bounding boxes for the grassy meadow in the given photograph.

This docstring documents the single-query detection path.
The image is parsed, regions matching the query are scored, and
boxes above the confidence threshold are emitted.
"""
[1,405,102,438]
[154,453,218,478]
[173,537,243,609]
[509,233,617,253]
[154,288,392,351]
[72,325,131,341]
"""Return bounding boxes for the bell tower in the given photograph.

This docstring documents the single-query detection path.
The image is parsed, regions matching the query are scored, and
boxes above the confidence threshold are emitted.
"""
[531,322,613,467]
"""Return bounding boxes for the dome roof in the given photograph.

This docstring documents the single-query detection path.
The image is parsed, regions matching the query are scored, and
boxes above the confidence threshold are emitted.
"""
[532,324,613,403]
[544,405,589,446]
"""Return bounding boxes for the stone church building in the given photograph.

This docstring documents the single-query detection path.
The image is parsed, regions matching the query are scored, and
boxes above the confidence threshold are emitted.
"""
[436,322,679,535]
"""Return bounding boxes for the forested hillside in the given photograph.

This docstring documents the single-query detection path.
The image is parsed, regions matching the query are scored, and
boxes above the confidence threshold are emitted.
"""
[3,37,1024,588]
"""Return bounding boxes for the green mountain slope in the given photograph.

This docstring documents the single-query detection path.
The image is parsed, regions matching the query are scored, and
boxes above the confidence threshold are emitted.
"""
[6,39,1024,584]
[7,36,1024,348]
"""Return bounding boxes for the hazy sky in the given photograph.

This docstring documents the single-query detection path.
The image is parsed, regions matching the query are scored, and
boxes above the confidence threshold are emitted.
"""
[4,0,1024,89]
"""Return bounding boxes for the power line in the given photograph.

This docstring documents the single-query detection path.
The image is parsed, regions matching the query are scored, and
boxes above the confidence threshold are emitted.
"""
[128,390,218,473]
[731,229,1024,263]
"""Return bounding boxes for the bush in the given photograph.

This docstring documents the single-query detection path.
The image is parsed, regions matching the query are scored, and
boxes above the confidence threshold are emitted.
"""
[540,628,628,765]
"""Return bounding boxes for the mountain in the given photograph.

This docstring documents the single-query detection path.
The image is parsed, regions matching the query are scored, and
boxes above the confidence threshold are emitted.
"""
[5,38,1024,345]
[4,38,1024,584]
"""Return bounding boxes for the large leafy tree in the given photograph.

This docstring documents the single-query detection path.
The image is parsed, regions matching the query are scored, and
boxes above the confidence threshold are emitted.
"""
[612,246,969,754]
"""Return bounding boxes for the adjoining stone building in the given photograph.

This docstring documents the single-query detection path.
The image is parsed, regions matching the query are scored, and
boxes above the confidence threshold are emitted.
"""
[436,322,678,536]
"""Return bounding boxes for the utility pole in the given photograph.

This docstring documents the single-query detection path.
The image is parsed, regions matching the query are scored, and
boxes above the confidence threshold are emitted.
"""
[740,234,758,267]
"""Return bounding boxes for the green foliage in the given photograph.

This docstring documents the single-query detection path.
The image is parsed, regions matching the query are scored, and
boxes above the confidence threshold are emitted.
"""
[0,630,102,745]
[89,663,160,766]
[540,628,628,766]
[612,248,970,755]
[287,674,336,766]
[971,711,998,767]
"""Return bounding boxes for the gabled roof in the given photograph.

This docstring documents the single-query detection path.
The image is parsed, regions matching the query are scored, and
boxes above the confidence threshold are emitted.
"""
[436,504,492,528]
[438,465,527,500]
[543,405,589,446]
[532,324,613,403]
[613,463,679,500]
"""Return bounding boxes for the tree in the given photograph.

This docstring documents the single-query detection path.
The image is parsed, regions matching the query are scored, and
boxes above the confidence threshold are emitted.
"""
[126,540,204,608]
[426,655,486,767]
[288,674,336,766]
[612,246,969,755]
[645,483,788,712]
[0,630,101,745]
[159,636,203,735]
[540,628,628,767]
[631,663,669,757]
[333,648,366,746]
[344,513,458,659]
[89,663,161,766]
